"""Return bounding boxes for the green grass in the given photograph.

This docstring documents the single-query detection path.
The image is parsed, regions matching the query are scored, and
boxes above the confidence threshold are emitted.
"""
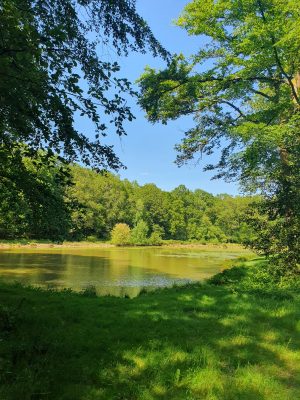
[0,264,299,399]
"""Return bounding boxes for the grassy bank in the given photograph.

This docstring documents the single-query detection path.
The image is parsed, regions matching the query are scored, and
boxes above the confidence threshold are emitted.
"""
[0,261,299,399]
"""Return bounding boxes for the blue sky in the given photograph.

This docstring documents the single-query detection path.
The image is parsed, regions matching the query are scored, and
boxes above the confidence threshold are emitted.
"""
[87,0,239,195]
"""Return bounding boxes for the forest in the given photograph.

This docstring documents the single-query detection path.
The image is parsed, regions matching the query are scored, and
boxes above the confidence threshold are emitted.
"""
[0,159,256,244]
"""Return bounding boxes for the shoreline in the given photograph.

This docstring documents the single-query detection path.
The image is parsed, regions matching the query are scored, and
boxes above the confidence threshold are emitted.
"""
[0,240,250,251]
[0,240,114,250]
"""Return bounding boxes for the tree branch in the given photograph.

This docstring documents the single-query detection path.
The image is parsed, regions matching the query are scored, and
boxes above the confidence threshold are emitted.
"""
[248,88,273,100]
[256,0,300,106]
[157,75,285,96]
[219,100,248,119]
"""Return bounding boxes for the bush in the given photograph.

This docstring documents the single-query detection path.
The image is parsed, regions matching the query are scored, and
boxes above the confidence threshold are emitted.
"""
[86,235,98,242]
[131,220,148,245]
[81,285,97,297]
[110,223,131,246]
[148,231,163,246]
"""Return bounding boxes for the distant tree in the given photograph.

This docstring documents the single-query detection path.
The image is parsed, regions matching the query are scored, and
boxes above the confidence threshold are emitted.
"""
[211,195,256,243]
[110,223,131,246]
[131,220,149,245]
[134,184,170,235]
[67,166,133,239]
[148,231,163,246]
[60,166,259,245]
[196,216,226,243]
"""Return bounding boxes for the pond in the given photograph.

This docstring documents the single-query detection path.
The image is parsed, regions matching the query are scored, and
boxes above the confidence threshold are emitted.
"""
[0,246,252,297]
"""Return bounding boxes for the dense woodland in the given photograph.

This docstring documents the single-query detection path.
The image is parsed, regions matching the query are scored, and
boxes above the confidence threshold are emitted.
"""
[0,159,256,244]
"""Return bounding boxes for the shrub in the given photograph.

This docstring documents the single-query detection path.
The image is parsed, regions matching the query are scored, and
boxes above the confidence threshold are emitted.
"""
[81,285,97,297]
[148,231,163,245]
[131,220,149,245]
[86,235,98,242]
[110,223,131,246]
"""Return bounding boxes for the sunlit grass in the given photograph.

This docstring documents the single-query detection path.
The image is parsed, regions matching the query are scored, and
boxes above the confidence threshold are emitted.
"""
[0,270,299,399]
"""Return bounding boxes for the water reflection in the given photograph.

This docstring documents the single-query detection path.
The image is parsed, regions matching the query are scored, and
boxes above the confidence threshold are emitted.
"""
[0,247,252,297]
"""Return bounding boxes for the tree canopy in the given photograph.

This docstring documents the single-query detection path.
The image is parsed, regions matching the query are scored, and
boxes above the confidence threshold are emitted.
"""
[0,162,255,243]
[138,0,300,272]
[0,0,168,169]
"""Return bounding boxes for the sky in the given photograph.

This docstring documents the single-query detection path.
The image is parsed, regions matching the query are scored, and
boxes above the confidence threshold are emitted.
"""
[86,0,240,195]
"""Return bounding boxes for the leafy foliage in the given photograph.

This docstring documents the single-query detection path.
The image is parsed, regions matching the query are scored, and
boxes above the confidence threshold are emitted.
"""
[130,220,149,245]
[245,195,300,275]
[148,231,163,246]
[138,0,300,271]
[0,162,257,242]
[67,166,254,243]
[67,166,134,239]
[0,144,70,240]
[209,259,300,291]
[110,223,131,246]
[0,0,168,169]
[0,0,170,245]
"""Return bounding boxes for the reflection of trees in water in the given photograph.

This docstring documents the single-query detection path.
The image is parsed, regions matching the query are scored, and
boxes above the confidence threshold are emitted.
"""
[0,248,249,296]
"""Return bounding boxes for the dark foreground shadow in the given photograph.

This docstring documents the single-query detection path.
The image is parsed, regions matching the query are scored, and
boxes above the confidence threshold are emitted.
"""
[0,283,299,400]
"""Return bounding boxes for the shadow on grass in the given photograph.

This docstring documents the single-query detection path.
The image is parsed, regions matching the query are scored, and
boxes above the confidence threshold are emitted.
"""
[0,283,299,399]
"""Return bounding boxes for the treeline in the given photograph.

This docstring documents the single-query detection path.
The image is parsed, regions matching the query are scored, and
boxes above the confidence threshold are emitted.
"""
[0,158,256,243]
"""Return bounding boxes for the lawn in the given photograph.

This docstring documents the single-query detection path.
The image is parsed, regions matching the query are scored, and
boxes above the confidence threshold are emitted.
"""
[0,265,299,399]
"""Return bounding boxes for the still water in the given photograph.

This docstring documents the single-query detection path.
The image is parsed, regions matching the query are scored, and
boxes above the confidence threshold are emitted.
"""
[0,246,251,297]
